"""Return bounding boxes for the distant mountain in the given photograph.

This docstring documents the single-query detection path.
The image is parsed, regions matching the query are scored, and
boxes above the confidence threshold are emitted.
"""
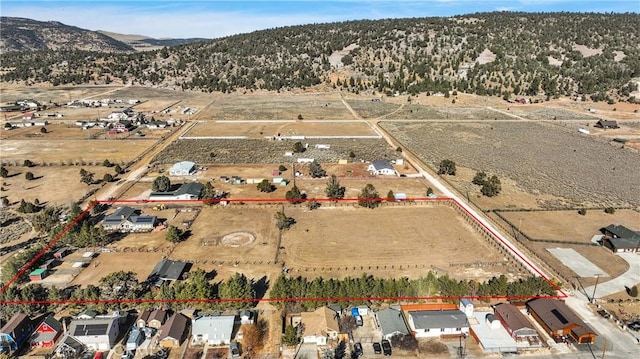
[98,30,209,51]
[0,17,134,52]
[1,13,639,100]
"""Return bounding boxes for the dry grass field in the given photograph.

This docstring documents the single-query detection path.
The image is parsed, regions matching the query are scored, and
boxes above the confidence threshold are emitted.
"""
[499,210,640,242]
[279,204,517,281]
[0,85,122,104]
[0,138,156,164]
[382,121,640,207]
[197,92,354,121]
[1,166,116,205]
[184,120,377,138]
[1,124,104,141]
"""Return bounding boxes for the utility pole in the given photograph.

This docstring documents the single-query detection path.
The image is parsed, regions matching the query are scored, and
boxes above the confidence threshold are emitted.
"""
[591,274,602,304]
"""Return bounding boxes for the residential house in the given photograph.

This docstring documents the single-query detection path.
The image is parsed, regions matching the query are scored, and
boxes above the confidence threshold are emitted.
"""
[0,313,34,352]
[147,309,168,329]
[526,298,596,344]
[136,310,151,329]
[367,160,398,176]
[191,316,235,345]
[30,315,62,347]
[147,260,190,286]
[169,161,196,176]
[300,307,340,345]
[406,310,469,338]
[493,303,541,348]
[54,247,71,260]
[594,119,619,129]
[149,182,203,201]
[67,317,120,351]
[101,206,156,233]
[602,224,640,253]
[375,308,410,340]
[158,314,188,348]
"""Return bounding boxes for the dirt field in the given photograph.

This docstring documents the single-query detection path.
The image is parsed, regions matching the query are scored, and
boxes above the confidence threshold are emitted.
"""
[0,138,156,164]
[500,210,640,242]
[0,85,123,104]
[196,92,354,121]
[601,290,640,322]
[279,204,519,281]
[184,120,377,138]
[1,165,116,205]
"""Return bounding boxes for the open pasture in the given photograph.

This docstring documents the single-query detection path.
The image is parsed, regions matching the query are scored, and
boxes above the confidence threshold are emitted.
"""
[184,120,377,138]
[1,123,104,141]
[499,210,640,243]
[0,165,116,205]
[280,204,516,281]
[0,138,155,164]
[0,85,122,104]
[345,99,400,119]
[197,93,353,121]
[381,121,640,207]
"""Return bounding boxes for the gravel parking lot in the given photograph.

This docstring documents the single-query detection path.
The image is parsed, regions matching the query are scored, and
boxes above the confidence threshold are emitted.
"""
[381,121,640,207]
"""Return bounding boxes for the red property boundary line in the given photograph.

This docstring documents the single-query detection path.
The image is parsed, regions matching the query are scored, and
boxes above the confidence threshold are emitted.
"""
[1,197,567,305]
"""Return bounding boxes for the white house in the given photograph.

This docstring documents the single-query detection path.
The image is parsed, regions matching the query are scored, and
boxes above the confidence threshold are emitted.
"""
[169,161,196,176]
[191,316,235,345]
[460,298,474,317]
[406,310,469,338]
[367,160,398,176]
[67,317,119,351]
[300,307,340,345]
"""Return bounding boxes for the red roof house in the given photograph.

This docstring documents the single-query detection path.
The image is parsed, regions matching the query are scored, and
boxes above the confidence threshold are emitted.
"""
[30,315,62,347]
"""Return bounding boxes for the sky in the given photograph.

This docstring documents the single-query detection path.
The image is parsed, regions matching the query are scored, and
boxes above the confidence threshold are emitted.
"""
[1,0,639,39]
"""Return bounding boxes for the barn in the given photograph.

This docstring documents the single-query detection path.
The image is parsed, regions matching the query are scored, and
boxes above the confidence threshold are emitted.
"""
[169,161,196,176]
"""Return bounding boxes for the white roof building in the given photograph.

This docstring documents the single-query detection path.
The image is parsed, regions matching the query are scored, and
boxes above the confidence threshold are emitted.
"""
[169,161,196,176]
[191,316,235,345]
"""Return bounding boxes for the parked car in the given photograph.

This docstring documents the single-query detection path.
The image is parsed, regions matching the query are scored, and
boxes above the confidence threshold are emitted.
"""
[372,342,382,354]
[381,339,392,356]
[629,321,640,331]
[355,315,363,327]
[597,309,610,319]
[353,342,363,357]
[230,342,240,358]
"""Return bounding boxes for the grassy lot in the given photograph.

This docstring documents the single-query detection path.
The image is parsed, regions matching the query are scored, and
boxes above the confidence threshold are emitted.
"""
[345,99,400,119]
[184,120,377,138]
[279,204,518,281]
[198,92,353,121]
[0,138,156,164]
[1,165,117,205]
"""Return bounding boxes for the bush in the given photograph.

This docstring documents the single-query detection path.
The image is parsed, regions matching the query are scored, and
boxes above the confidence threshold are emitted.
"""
[480,175,501,197]
[604,207,616,214]
[25,172,35,181]
[152,176,171,192]
[23,159,35,167]
[257,179,275,193]
[278,165,287,172]
[578,208,587,215]
[630,285,639,297]
[472,171,487,185]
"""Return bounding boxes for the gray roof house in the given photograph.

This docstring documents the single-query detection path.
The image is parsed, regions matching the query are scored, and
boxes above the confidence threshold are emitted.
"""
[191,316,236,345]
[102,206,156,233]
[595,119,619,129]
[602,224,640,253]
[406,310,470,338]
[367,160,398,176]
[149,182,204,201]
[147,259,190,286]
[67,317,120,351]
[376,308,409,339]
[493,303,541,347]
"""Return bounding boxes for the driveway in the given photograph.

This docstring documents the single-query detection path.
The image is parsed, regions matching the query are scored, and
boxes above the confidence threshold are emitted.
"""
[585,252,640,300]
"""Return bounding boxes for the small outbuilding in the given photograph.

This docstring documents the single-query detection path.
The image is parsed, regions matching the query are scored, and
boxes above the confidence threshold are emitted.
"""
[594,119,619,129]
[29,269,47,282]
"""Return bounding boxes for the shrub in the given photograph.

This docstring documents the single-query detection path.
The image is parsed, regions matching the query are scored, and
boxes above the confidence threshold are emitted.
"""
[578,208,587,215]
[604,207,616,214]
[630,285,639,297]
[25,172,35,181]
[438,159,456,175]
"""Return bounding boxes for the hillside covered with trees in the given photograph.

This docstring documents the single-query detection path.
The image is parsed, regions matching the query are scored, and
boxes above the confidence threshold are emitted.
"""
[1,12,638,100]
